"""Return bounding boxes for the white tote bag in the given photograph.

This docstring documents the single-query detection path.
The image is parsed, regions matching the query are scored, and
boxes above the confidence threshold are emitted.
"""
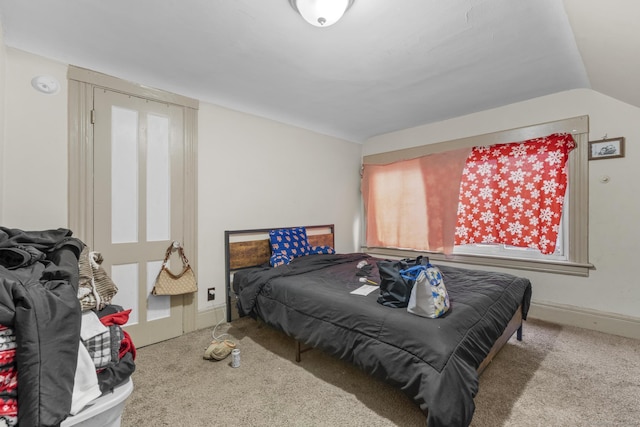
[404,265,450,318]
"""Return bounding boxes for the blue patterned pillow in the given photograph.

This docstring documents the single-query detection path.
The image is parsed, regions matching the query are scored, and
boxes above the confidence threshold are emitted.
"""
[309,245,335,255]
[269,227,311,267]
[269,253,291,268]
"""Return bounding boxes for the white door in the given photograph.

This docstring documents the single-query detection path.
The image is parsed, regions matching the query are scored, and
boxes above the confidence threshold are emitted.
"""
[93,88,187,347]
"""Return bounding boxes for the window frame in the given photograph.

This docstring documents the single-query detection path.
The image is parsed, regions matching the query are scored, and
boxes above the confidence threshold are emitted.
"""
[362,115,592,277]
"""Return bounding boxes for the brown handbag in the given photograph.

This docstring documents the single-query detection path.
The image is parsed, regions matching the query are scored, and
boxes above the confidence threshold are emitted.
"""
[151,243,198,296]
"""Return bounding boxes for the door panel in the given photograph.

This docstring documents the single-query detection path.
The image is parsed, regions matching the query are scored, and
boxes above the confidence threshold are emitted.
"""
[93,88,185,347]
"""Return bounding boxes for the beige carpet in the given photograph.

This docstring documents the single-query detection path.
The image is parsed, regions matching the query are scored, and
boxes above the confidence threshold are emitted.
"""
[121,317,640,426]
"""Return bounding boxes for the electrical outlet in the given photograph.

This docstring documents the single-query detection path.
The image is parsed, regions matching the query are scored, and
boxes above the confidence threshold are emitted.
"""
[207,287,215,301]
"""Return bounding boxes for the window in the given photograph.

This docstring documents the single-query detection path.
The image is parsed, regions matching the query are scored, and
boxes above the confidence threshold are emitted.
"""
[361,116,591,276]
[454,133,575,260]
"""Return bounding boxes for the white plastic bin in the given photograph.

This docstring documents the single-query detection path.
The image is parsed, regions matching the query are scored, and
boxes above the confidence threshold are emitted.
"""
[61,378,134,427]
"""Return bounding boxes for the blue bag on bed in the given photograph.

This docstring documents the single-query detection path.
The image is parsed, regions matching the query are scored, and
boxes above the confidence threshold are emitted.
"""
[400,264,450,318]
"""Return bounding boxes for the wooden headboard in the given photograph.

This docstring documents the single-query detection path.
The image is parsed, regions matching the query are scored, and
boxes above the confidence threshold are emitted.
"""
[224,224,335,321]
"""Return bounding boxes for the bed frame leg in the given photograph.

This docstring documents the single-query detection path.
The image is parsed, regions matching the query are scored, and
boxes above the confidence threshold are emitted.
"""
[517,324,523,341]
[295,340,313,362]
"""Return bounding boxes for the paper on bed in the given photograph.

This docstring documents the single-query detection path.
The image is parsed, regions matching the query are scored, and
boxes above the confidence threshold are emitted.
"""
[350,284,378,296]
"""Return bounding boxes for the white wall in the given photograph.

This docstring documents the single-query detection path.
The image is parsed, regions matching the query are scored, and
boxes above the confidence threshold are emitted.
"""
[0,25,5,224]
[364,89,640,324]
[2,48,68,229]
[0,48,363,319]
[197,103,363,311]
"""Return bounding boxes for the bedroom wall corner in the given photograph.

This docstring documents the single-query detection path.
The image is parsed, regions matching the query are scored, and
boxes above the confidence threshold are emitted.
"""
[3,48,68,229]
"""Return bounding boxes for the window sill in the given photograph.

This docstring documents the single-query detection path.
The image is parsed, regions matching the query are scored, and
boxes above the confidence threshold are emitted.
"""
[362,247,593,277]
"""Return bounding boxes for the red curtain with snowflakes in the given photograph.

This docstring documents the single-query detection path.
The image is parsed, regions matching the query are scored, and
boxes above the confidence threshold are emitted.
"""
[455,133,576,255]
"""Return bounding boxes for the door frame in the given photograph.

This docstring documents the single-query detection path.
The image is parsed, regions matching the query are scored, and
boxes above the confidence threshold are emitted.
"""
[67,65,199,335]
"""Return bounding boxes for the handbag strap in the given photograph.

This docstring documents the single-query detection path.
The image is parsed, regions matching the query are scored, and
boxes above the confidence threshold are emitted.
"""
[399,264,427,281]
[162,242,190,268]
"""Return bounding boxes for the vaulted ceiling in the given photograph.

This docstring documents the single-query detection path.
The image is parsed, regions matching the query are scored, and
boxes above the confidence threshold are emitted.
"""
[0,0,637,142]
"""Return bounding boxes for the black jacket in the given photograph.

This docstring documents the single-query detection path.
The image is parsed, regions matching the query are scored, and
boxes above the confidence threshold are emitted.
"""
[0,227,83,426]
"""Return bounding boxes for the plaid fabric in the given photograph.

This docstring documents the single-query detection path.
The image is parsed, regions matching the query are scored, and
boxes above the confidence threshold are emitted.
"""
[82,325,124,369]
[82,328,112,369]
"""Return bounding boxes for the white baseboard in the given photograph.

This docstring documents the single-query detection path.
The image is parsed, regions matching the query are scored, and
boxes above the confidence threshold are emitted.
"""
[528,301,640,340]
[195,306,228,330]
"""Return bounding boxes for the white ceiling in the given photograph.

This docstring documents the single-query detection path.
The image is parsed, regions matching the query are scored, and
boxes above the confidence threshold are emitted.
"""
[0,0,638,143]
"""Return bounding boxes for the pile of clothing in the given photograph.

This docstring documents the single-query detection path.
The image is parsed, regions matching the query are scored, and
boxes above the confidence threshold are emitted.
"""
[76,246,136,400]
[0,227,136,426]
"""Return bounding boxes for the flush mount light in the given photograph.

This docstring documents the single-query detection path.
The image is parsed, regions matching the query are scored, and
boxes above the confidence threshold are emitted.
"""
[31,75,60,95]
[289,0,354,27]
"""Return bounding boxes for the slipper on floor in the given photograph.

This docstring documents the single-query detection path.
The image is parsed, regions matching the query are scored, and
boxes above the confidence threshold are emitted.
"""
[203,340,236,361]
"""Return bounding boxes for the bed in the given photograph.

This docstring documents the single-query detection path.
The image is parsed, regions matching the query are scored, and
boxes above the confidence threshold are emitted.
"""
[225,225,532,427]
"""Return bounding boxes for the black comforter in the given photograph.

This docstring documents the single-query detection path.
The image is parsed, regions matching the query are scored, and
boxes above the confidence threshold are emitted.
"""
[234,253,532,427]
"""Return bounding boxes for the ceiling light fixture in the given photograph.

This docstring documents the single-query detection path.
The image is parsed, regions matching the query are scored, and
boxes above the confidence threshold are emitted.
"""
[289,0,354,27]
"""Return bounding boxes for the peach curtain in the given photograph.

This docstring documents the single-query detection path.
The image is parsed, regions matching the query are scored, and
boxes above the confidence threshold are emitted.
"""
[361,147,471,255]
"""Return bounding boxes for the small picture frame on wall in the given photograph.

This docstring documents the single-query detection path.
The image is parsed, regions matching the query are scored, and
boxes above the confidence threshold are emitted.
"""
[588,137,625,160]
